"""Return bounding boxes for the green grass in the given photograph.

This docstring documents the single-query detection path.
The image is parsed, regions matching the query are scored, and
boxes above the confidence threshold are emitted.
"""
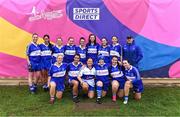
[0,86,180,116]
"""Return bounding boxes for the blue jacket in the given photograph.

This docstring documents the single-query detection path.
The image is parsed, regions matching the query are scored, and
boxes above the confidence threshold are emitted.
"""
[123,41,143,67]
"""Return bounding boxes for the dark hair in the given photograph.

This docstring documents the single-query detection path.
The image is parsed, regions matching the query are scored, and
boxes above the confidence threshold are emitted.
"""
[111,56,123,70]
[68,37,74,40]
[101,37,108,45]
[43,34,53,51]
[127,35,132,39]
[80,37,85,41]
[87,57,93,62]
[88,34,97,45]
[43,34,50,39]
[112,36,118,40]
[74,53,80,58]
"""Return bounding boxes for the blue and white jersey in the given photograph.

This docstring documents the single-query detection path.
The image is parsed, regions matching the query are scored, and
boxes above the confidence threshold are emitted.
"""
[124,66,141,83]
[95,63,109,82]
[79,66,96,80]
[109,65,124,80]
[98,45,110,63]
[68,62,82,80]
[39,43,52,60]
[52,45,65,64]
[86,43,99,62]
[109,43,122,60]
[48,63,68,79]
[64,44,76,63]
[26,42,41,63]
[76,46,87,64]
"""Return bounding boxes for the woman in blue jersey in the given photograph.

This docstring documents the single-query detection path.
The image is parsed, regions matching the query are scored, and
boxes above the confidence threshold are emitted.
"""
[78,58,96,99]
[95,55,110,104]
[48,55,68,104]
[39,34,53,91]
[64,37,76,64]
[76,37,87,64]
[67,54,82,103]
[98,37,110,64]
[110,36,122,62]
[52,37,65,64]
[86,34,99,64]
[109,56,125,102]
[122,60,144,104]
[26,33,41,94]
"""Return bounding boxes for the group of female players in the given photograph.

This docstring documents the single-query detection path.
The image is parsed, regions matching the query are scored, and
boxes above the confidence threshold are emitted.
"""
[26,33,144,105]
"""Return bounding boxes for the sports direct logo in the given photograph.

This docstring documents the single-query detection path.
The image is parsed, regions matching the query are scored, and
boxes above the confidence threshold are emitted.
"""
[73,8,100,20]
[29,6,63,22]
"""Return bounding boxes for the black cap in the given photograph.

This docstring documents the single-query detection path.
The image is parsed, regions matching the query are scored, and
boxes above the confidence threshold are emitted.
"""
[127,35,132,39]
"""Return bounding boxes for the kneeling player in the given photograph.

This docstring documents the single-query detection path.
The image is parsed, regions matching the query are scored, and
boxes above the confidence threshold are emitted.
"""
[67,54,82,103]
[122,60,144,104]
[95,56,110,104]
[78,58,96,99]
[109,56,125,102]
[48,55,67,104]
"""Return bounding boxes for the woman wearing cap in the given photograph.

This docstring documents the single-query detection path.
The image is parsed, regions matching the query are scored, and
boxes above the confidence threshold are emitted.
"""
[123,36,143,68]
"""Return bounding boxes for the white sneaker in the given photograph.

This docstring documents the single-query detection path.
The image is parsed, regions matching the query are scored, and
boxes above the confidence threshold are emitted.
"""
[123,100,128,104]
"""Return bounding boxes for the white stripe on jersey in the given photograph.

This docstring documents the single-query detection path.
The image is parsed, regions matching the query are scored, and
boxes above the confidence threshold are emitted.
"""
[52,71,66,77]
[30,50,41,56]
[53,53,64,58]
[126,76,135,80]
[88,48,97,54]
[110,50,120,57]
[79,67,96,77]
[96,69,109,76]
[41,50,52,56]
[111,71,123,78]
[65,50,76,55]
[68,71,79,77]
[98,51,109,56]
[79,53,86,58]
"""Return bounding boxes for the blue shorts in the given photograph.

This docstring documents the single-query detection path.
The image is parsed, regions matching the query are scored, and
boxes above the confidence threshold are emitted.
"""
[29,61,41,72]
[132,80,144,93]
[96,79,110,91]
[112,78,126,90]
[50,78,65,92]
[41,59,52,70]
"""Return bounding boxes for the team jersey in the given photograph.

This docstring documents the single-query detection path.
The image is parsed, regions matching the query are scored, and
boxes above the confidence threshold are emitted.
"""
[64,44,76,63]
[67,62,82,80]
[109,43,122,60]
[123,66,141,83]
[52,45,65,64]
[95,63,109,82]
[123,42,143,67]
[26,42,41,63]
[109,65,124,80]
[76,46,87,64]
[86,43,99,63]
[39,43,52,60]
[79,66,96,80]
[98,45,110,63]
[48,63,68,79]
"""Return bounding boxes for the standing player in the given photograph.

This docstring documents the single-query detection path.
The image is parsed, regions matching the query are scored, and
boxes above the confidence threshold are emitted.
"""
[39,34,53,91]
[52,37,65,64]
[64,37,76,64]
[76,37,87,64]
[109,56,125,102]
[98,37,110,64]
[48,55,68,104]
[110,36,122,62]
[123,36,143,68]
[78,58,96,99]
[67,54,82,103]
[86,34,99,64]
[26,33,41,94]
[95,55,110,104]
[122,60,144,104]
